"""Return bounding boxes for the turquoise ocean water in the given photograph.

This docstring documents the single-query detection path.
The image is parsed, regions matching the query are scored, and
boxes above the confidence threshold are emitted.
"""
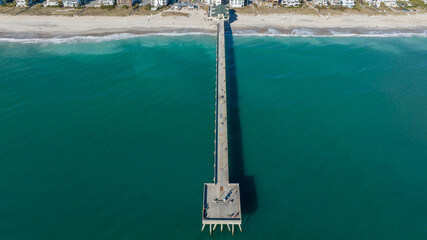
[1,35,427,239]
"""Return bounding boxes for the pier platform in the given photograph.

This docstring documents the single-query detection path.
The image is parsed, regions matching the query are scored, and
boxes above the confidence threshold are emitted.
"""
[203,183,241,223]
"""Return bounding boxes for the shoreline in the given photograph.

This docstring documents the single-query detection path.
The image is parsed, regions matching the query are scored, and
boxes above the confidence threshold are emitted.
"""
[1,13,427,39]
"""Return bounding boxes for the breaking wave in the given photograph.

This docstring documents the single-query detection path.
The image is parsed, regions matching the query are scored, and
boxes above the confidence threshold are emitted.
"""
[233,28,427,37]
[1,28,426,44]
[0,32,214,44]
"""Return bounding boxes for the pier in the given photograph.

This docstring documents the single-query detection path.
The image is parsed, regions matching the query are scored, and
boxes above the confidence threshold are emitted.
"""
[202,17,242,236]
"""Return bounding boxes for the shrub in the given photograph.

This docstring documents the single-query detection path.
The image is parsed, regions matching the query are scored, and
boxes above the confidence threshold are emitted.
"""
[6,0,16,6]
[100,4,115,10]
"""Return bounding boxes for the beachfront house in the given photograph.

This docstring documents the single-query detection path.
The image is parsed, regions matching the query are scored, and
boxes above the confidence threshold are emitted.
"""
[364,0,396,7]
[364,0,377,6]
[312,0,327,5]
[95,0,115,6]
[151,0,167,7]
[16,0,33,6]
[63,0,81,7]
[44,0,59,6]
[281,0,301,7]
[328,0,341,6]
[229,0,244,7]
[382,0,397,6]
[117,0,133,6]
[205,0,222,5]
[342,0,354,7]
[264,0,279,7]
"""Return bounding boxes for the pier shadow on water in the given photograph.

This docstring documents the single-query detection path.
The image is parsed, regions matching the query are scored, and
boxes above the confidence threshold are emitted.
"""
[224,19,258,223]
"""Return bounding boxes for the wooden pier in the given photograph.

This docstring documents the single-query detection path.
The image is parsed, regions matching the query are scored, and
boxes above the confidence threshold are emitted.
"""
[202,19,242,236]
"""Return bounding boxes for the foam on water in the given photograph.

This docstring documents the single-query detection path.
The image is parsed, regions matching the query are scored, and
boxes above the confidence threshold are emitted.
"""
[234,28,427,37]
[1,28,426,45]
[0,32,213,44]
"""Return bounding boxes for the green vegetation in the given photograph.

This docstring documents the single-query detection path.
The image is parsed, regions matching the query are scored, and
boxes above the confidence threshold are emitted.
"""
[4,0,16,6]
[161,11,189,17]
[0,0,425,15]
[408,0,426,7]
[330,6,347,11]
[100,4,115,10]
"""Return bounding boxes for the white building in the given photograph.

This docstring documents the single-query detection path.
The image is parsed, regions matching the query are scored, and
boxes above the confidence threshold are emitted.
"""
[312,0,327,5]
[364,0,377,6]
[205,0,221,5]
[229,0,244,7]
[151,0,167,7]
[95,0,115,6]
[16,0,32,6]
[342,0,354,7]
[44,0,59,6]
[328,0,341,5]
[364,0,396,7]
[64,0,81,7]
[382,0,397,6]
[281,0,300,6]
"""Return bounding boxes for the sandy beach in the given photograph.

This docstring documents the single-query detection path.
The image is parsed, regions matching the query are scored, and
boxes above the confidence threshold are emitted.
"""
[1,10,427,38]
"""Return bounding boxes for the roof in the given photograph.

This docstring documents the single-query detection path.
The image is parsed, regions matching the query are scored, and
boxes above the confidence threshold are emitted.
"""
[210,4,230,19]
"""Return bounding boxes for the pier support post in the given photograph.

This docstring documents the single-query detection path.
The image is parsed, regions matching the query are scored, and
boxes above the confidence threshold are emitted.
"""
[227,224,231,232]
[210,224,212,236]
[239,224,242,232]
[221,224,223,232]
[213,224,217,231]
[201,224,205,232]
[232,224,234,235]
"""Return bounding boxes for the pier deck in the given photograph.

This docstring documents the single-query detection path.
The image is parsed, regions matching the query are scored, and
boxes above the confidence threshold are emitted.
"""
[202,19,242,235]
